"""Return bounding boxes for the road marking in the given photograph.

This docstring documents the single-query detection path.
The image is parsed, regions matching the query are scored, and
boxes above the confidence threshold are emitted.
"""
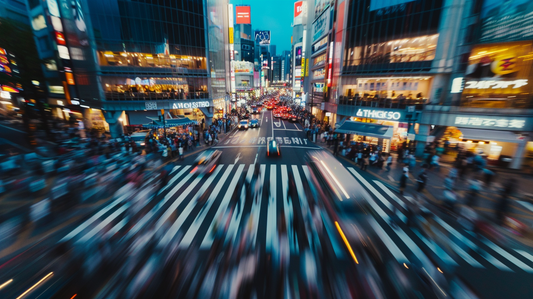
[159,166,223,246]
[273,129,302,131]
[517,201,533,212]
[159,166,191,194]
[374,180,406,209]
[515,250,533,266]
[213,145,320,150]
[235,152,242,164]
[482,237,533,273]
[254,153,258,164]
[413,229,458,266]
[180,165,235,248]
[266,164,277,251]
[368,218,409,264]
[252,164,266,246]
[201,164,245,248]
[60,191,130,242]
[347,167,481,268]
[282,120,287,130]
[77,204,130,243]
[347,168,393,211]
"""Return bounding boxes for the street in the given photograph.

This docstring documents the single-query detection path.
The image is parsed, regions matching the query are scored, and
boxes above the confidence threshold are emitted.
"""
[1,110,533,298]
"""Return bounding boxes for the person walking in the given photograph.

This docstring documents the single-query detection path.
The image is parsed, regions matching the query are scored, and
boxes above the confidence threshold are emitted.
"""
[386,154,393,172]
[496,178,516,225]
[417,168,428,193]
[362,155,369,171]
[399,170,408,195]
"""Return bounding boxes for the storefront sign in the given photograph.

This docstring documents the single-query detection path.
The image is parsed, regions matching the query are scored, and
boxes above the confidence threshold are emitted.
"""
[454,116,526,129]
[172,101,210,109]
[312,7,330,42]
[356,109,402,120]
[464,79,528,89]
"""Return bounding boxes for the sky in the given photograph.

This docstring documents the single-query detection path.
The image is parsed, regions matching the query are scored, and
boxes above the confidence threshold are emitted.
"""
[230,0,294,53]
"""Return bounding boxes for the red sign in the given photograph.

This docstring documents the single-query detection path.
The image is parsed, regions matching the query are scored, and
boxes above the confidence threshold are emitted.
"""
[55,32,66,45]
[294,1,303,18]
[235,6,251,24]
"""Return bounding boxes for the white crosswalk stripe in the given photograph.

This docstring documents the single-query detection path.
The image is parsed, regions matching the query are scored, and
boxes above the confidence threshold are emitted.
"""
[347,166,533,273]
[201,164,245,249]
[179,165,235,248]
[266,164,278,252]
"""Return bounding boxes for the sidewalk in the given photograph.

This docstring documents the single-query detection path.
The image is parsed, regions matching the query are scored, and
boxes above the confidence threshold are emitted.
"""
[315,140,533,248]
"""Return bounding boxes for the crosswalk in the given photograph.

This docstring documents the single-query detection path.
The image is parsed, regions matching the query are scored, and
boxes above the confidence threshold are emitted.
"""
[346,166,533,275]
[60,162,533,275]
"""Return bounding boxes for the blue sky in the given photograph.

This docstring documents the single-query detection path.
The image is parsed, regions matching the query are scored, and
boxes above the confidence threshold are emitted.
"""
[230,0,293,53]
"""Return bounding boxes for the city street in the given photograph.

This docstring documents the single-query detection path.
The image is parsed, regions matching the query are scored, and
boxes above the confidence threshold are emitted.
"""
[1,109,533,298]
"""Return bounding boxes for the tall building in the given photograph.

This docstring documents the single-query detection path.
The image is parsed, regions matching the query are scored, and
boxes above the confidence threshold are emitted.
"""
[333,0,531,169]
[0,0,29,24]
[272,56,282,82]
[232,6,254,99]
[281,50,291,82]
[27,0,230,136]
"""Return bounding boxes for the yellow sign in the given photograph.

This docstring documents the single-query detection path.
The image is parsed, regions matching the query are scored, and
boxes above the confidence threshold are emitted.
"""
[229,28,234,44]
[305,58,309,77]
[161,109,165,115]
[301,58,306,78]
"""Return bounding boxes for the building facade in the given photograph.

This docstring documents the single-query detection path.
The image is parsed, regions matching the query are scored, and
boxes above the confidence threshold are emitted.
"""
[27,0,230,136]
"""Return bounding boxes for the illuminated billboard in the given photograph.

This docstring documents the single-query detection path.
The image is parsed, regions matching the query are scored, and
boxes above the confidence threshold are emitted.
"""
[232,61,254,75]
[255,30,271,45]
[480,0,533,43]
[294,1,304,25]
[235,6,251,24]
[314,0,333,20]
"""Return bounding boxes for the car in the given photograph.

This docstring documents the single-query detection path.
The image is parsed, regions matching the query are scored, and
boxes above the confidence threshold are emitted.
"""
[251,107,259,114]
[267,140,281,157]
[238,120,249,130]
[129,131,149,148]
[192,150,221,175]
[281,113,289,120]
[250,119,259,128]
[273,112,281,118]
[289,114,298,122]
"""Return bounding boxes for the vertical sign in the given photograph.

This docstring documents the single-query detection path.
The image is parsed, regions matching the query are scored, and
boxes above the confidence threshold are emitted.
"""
[235,6,251,24]
[229,4,235,94]
[327,41,334,87]
[294,1,304,25]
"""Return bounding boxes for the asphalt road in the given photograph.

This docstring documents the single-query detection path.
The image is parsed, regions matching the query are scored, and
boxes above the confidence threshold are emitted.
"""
[1,109,533,298]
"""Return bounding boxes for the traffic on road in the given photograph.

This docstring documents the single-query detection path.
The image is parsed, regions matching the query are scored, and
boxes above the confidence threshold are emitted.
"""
[0,90,531,299]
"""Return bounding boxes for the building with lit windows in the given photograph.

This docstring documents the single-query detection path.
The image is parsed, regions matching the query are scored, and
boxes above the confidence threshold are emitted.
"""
[27,0,230,136]
[333,0,533,169]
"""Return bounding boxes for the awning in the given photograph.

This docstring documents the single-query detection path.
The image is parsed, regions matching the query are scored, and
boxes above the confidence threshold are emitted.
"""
[459,128,522,143]
[144,117,197,128]
[335,121,394,139]
[127,111,159,125]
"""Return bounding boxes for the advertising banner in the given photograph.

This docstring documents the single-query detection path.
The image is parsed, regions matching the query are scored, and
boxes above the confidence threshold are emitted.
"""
[294,1,304,25]
[314,0,333,20]
[255,30,271,45]
[312,8,331,42]
[233,61,254,75]
[295,46,303,67]
[480,0,533,43]
[235,6,251,24]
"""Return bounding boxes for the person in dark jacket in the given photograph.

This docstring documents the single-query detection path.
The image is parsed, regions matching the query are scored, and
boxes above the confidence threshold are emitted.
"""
[399,170,408,195]
[417,169,428,193]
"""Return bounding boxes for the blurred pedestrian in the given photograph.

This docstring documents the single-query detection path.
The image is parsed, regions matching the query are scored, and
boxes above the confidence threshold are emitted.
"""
[386,154,393,171]
[399,170,408,195]
[417,168,428,193]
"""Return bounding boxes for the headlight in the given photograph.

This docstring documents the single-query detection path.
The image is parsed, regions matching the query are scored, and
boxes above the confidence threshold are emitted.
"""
[140,142,145,146]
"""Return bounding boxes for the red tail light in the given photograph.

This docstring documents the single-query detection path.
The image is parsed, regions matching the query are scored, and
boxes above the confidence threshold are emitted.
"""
[209,165,216,173]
